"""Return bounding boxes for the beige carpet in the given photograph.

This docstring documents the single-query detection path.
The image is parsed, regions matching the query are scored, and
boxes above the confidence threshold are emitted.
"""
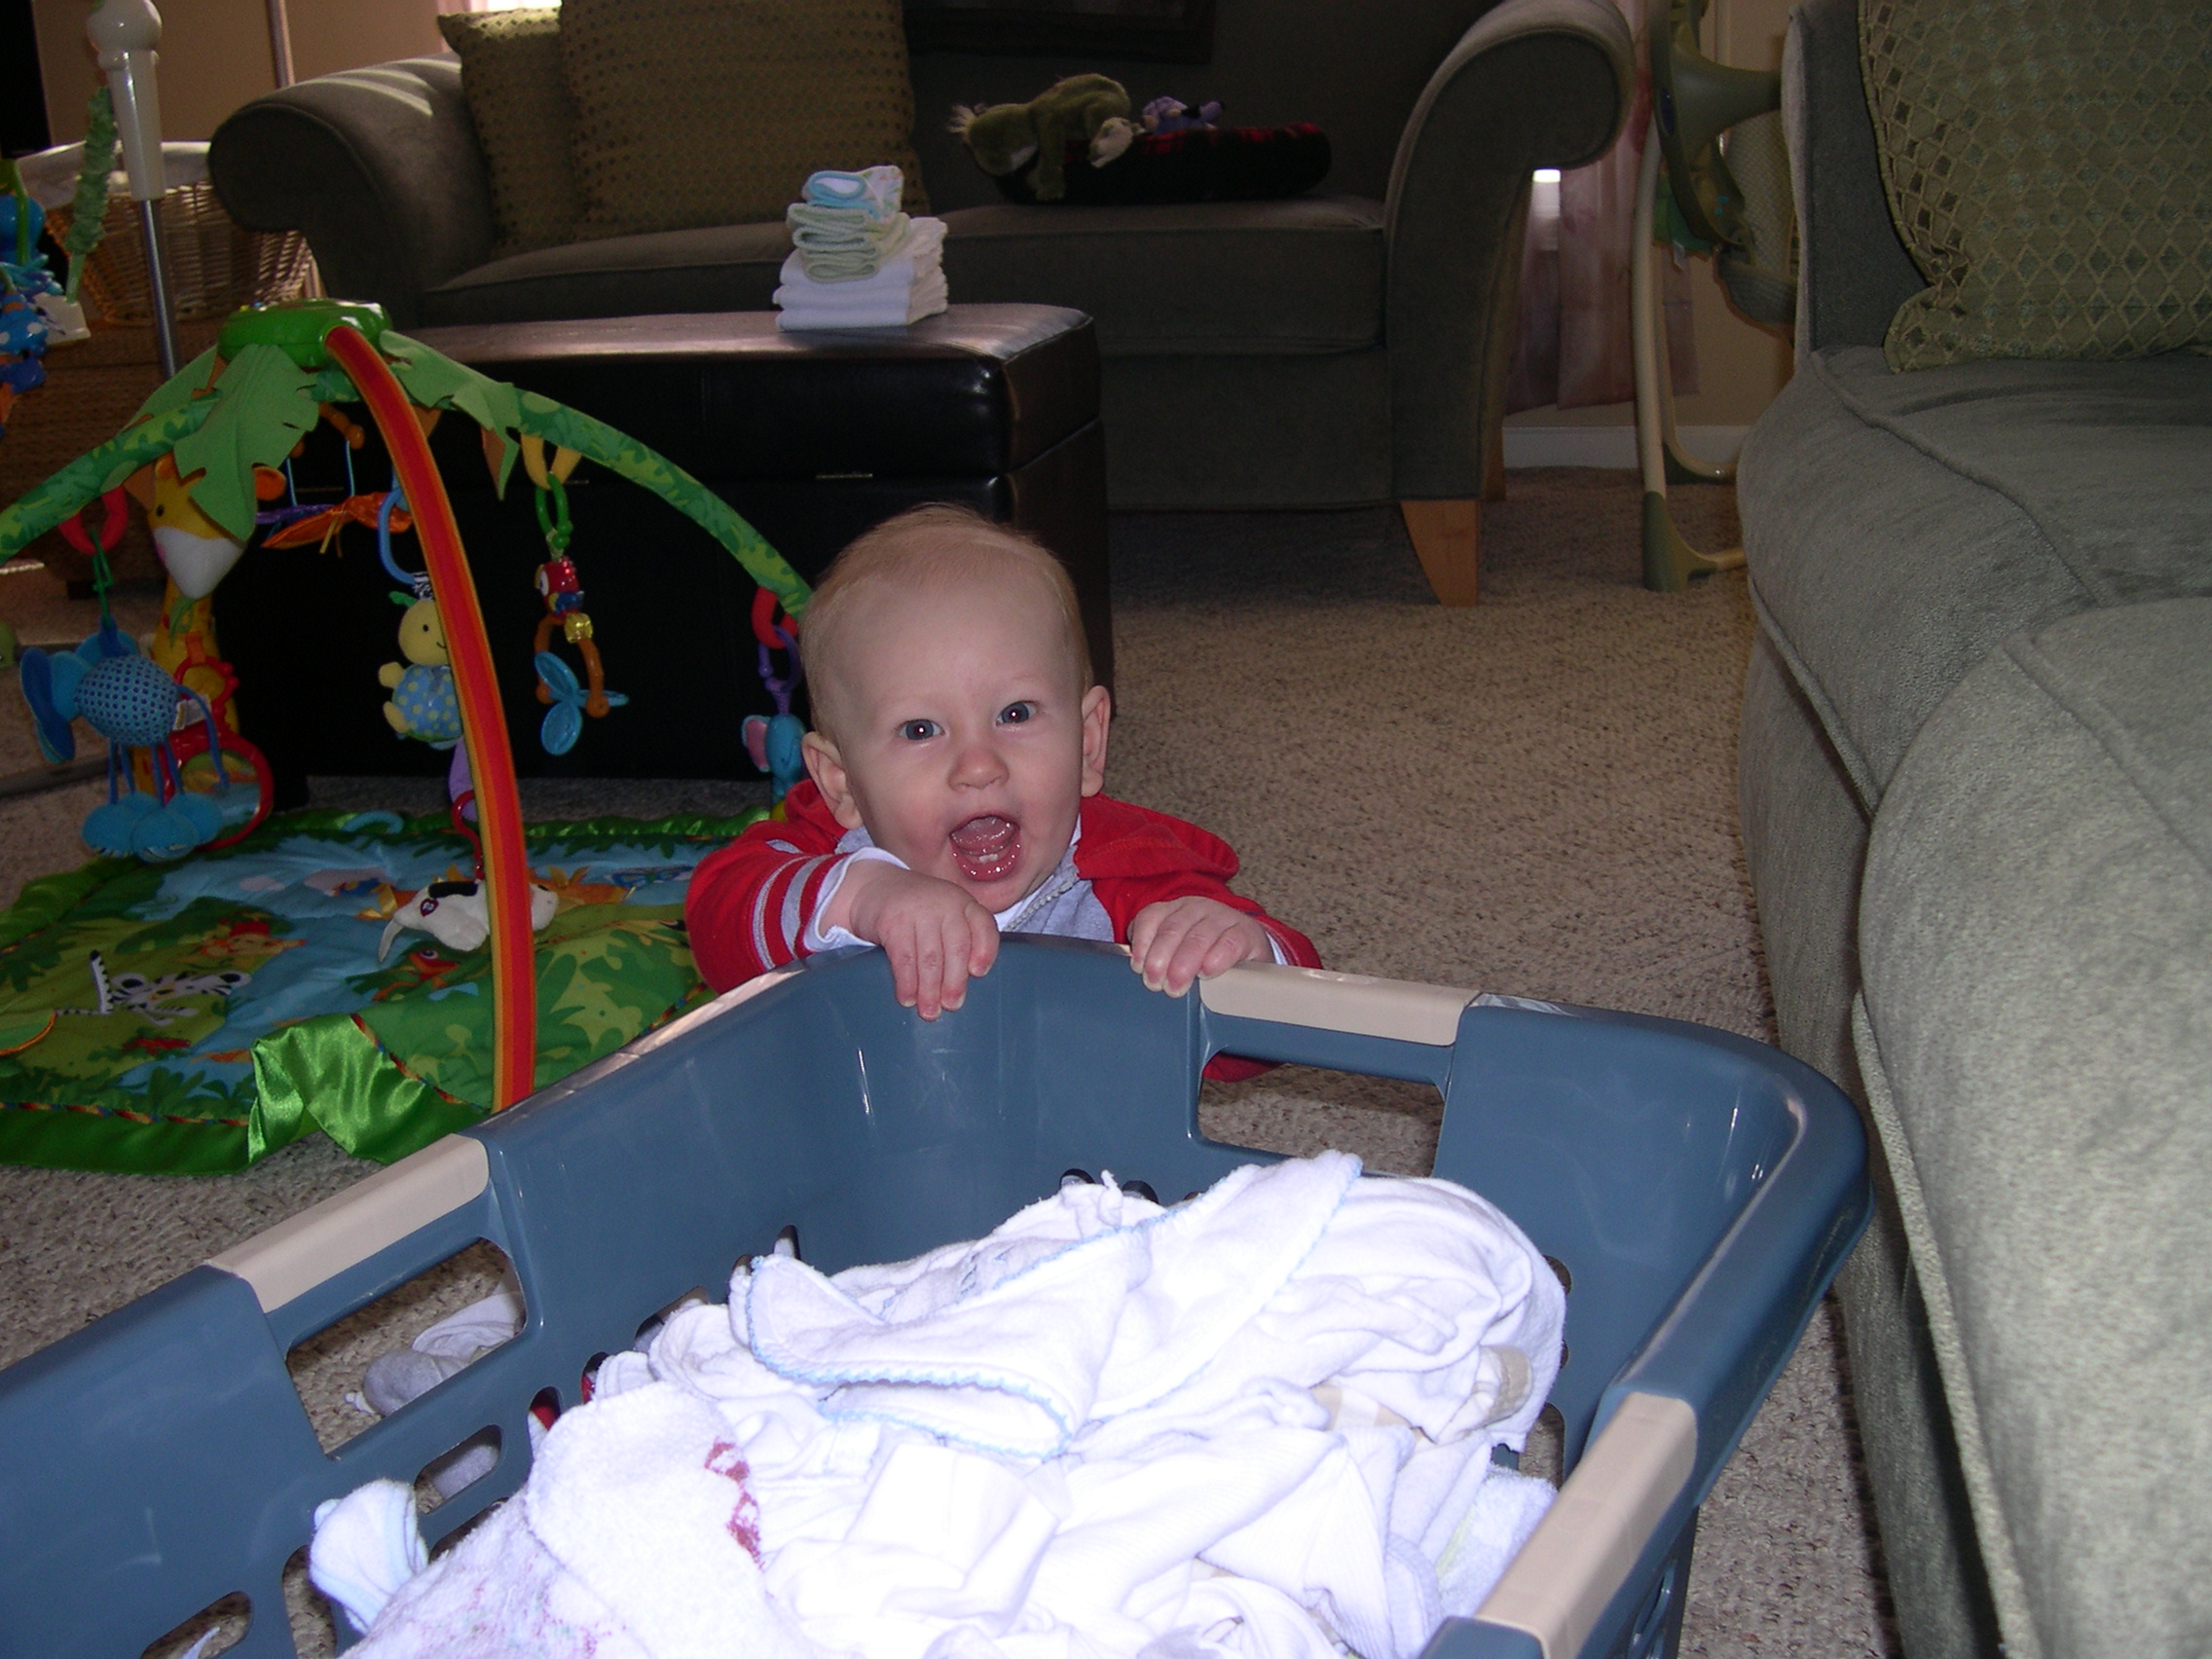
[0,472,1893,1657]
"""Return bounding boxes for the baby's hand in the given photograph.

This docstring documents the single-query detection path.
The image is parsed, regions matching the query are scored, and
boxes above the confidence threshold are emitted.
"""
[1127,898,1273,997]
[833,862,999,1019]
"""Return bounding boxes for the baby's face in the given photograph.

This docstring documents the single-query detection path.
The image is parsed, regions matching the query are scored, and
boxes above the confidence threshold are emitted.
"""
[806,572,1108,912]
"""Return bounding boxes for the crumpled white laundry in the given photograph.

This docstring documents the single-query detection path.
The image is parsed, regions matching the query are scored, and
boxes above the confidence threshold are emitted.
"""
[328,1153,1564,1659]
[318,1388,816,1659]
[311,1479,425,1636]
[361,1272,526,1418]
[358,1270,549,1497]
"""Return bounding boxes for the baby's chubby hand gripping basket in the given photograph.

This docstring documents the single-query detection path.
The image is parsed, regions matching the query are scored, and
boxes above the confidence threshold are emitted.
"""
[0,940,1867,1659]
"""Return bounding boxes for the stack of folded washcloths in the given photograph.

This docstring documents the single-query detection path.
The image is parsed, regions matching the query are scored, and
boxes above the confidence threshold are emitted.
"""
[774,166,948,330]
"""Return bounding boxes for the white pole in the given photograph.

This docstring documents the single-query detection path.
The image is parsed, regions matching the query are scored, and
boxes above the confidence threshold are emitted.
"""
[266,0,296,88]
[86,0,179,377]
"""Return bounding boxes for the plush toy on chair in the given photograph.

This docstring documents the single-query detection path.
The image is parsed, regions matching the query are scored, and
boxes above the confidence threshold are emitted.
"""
[951,74,1136,203]
[958,80,1332,208]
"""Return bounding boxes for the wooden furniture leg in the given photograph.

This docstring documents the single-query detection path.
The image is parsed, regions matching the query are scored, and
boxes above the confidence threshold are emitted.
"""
[1484,425,1508,502]
[1401,498,1481,606]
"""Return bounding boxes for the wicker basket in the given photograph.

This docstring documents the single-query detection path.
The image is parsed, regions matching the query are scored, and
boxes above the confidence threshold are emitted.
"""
[47,181,313,326]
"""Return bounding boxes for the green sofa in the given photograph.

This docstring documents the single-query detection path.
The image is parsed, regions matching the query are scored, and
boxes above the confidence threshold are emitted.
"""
[1737,2,2212,1655]
[204,0,1631,603]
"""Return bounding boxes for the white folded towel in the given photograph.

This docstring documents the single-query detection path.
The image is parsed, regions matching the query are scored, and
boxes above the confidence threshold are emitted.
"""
[782,216,943,287]
[775,273,948,329]
[775,219,948,329]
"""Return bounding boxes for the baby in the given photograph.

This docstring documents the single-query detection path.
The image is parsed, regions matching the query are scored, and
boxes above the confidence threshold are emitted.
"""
[686,504,1318,1017]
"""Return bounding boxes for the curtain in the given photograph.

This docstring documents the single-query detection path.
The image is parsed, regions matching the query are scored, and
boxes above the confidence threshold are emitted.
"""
[1506,0,1697,414]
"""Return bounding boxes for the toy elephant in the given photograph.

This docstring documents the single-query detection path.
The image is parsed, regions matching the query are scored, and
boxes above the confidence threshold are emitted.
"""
[951,74,1137,203]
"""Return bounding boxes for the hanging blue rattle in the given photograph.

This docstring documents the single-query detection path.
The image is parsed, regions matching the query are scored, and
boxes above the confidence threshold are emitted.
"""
[528,464,626,756]
[16,491,240,861]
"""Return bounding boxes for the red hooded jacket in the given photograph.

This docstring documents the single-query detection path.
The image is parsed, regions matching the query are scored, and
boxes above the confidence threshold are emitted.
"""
[685,785,1319,1076]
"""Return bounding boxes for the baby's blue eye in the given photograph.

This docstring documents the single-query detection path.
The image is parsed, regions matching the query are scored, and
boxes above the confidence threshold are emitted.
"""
[899,719,941,742]
[998,702,1037,726]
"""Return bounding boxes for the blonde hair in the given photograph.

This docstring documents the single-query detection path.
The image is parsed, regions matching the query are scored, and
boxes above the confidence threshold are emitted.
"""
[798,505,1091,740]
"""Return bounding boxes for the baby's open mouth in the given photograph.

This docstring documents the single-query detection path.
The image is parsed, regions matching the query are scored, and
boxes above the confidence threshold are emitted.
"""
[949,814,1020,882]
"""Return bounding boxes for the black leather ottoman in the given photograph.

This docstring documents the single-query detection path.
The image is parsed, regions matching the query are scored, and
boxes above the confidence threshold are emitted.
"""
[212,305,1106,797]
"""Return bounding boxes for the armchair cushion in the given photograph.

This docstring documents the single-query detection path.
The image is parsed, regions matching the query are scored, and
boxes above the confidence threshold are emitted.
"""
[560,0,928,240]
[940,196,1383,355]
[435,7,581,259]
[421,219,793,327]
[1862,0,2212,370]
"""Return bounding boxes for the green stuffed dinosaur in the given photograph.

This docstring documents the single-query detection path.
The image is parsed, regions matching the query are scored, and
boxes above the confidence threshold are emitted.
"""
[951,75,1137,203]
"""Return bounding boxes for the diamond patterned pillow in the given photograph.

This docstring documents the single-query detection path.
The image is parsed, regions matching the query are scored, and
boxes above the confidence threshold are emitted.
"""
[437,8,582,260]
[1862,0,2212,370]
[560,0,928,242]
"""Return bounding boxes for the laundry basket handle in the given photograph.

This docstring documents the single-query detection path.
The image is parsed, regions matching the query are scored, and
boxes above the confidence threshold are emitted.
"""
[1200,962,1475,1043]
[1464,1391,1698,1659]
[1197,961,1478,1085]
[205,1133,498,1356]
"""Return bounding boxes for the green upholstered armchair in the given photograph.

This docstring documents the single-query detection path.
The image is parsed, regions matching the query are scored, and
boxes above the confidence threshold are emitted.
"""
[209,0,1630,604]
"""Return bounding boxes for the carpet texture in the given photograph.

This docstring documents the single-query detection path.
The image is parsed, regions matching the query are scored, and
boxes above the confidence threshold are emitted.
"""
[0,471,1893,1657]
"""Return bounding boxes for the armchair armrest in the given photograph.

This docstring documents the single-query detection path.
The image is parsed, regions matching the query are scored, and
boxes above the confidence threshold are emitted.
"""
[1382,0,1633,500]
[209,58,497,329]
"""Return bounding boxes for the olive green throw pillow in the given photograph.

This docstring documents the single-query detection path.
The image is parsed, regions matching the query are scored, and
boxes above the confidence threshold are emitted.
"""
[560,0,928,241]
[1866,0,2212,369]
[436,8,583,260]
[1862,0,2212,371]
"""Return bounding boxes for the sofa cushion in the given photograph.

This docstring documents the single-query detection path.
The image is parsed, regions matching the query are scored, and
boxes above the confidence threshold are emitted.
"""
[559,0,927,241]
[940,196,1384,355]
[1739,344,2212,805]
[1855,597,2212,1659]
[420,197,1387,353]
[435,7,580,259]
[420,220,793,327]
[1862,0,2212,371]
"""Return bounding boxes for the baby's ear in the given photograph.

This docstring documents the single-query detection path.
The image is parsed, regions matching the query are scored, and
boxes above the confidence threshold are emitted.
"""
[1079,683,1111,795]
[801,730,866,830]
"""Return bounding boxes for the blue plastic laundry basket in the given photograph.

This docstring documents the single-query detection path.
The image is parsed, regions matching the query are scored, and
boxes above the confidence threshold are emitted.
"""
[0,940,1867,1659]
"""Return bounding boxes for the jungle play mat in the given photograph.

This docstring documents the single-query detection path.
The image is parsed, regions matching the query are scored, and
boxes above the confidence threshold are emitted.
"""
[0,807,758,1174]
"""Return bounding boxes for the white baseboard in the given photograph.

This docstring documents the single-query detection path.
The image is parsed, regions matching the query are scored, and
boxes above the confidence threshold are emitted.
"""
[1502,424,1750,470]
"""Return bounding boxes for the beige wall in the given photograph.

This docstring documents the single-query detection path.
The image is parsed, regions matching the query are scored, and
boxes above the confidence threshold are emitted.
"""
[1509,0,1794,433]
[35,0,443,145]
